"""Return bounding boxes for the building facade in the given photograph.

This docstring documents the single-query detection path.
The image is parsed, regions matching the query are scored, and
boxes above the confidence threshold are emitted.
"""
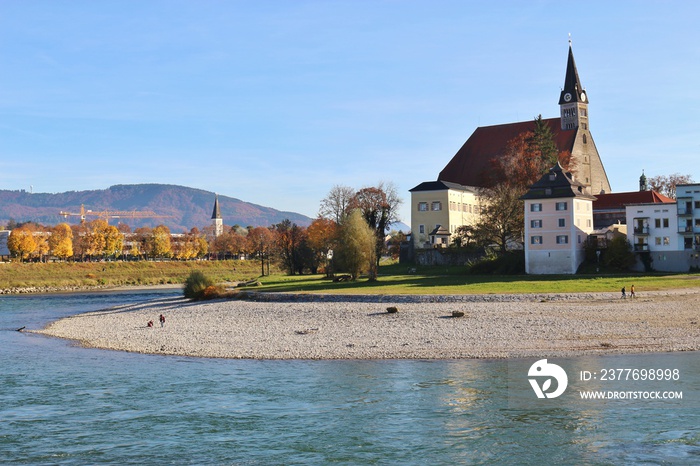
[408,181,481,248]
[522,163,596,274]
[626,183,700,272]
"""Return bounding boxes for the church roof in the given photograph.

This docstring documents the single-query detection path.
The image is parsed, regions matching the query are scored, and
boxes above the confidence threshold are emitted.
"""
[559,43,586,105]
[438,118,577,188]
[521,162,596,201]
[593,191,675,211]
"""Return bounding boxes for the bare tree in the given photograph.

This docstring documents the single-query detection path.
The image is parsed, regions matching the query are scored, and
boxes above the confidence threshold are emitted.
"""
[648,173,694,199]
[319,185,355,224]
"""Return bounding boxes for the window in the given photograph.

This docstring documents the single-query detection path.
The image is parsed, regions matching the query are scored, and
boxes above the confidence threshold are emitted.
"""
[663,237,670,246]
[531,219,542,228]
[655,237,662,245]
[663,218,669,228]
[531,203,542,212]
[578,235,582,244]
[587,219,592,228]
[418,202,428,212]
[558,218,566,227]
[419,225,425,234]
[556,202,568,211]
[531,236,543,245]
[695,201,700,209]
[655,218,661,228]
[431,201,442,211]
[556,235,568,244]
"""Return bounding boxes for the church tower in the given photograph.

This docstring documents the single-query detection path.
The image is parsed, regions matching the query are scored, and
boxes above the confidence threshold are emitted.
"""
[559,40,589,131]
[558,39,611,194]
[211,194,223,238]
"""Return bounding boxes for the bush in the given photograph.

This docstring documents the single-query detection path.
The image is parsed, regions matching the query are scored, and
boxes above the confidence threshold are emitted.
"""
[183,270,214,300]
[466,250,525,275]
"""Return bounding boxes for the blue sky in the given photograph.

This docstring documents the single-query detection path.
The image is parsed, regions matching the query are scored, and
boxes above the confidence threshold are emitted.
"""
[2,1,699,225]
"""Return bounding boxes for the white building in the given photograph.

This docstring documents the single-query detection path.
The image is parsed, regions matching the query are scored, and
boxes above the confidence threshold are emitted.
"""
[626,183,700,272]
[522,163,596,274]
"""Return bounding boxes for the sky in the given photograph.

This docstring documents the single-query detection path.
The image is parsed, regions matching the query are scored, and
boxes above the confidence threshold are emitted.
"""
[2,0,699,226]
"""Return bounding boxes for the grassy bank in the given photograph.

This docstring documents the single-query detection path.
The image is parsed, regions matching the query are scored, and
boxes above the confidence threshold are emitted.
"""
[0,260,269,290]
[258,264,700,295]
[1,260,699,295]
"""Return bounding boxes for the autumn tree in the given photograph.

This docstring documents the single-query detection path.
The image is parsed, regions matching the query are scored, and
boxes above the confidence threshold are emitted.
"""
[335,209,377,280]
[150,225,172,258]
[272,219,307,275]
[246,226,275,276]
[49,223,74,260]
[306,217,338,277]
[473,182,526,253]
[80,219,108,260]
[212,227,247,259]
[7,227,37,262]
[103,225,124,258]
[648,173,694,199]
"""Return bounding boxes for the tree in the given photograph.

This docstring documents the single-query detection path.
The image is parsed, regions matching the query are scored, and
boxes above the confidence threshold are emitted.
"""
[319,185,355,224]
[81,219,108,260]
[306,217,338,277]
[347,182,402,267]
[453,225,476,249]
[49,223,74,260]
[246,226,275,276]
[103,225,124,258]
[473,184,524,253]
[604,236,636,271]
[7,227,37,262]
[648,173,694,199]
[272,219,306,275]
[150,225,172,258]
[335,209,377,280]
[387,231,407,259]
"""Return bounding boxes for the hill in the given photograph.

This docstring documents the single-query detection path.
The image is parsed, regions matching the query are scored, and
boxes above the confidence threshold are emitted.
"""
[0,184,312,232]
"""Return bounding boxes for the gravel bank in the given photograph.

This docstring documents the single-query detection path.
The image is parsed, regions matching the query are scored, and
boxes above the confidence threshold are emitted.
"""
[35,290,700,359]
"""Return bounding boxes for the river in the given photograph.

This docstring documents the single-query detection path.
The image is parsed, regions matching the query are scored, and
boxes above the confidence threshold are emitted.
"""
[1,290,698,464]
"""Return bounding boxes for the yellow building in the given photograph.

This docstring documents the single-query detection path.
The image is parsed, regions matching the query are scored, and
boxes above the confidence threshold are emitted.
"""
[409,181,481,248]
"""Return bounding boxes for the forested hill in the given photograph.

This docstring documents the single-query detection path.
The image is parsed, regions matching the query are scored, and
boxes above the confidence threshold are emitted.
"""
[0,184,312,232]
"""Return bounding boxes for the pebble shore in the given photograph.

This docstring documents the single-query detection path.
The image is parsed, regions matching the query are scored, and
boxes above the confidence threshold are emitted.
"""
[36,289,700,359]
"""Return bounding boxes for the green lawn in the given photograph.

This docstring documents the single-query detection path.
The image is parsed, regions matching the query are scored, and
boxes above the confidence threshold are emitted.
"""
[256,263,700,295]
[1,259,698,295]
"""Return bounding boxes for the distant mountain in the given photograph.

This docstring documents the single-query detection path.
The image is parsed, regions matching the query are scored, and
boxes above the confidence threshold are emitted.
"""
[0,184,312,232]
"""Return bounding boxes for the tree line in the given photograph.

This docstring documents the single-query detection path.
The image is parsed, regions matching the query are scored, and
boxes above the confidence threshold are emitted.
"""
[3,181,406,281]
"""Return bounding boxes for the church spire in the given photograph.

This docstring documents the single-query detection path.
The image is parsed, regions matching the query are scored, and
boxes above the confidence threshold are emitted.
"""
[211,194,223,238]
[559,40,587,105]
[211,194,222,220]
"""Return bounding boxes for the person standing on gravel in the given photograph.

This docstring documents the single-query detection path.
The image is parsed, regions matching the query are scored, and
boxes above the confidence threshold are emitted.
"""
[159,314,166,327]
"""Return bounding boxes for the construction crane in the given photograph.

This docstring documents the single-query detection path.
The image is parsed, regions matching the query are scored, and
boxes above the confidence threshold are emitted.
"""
[59,204,172,224]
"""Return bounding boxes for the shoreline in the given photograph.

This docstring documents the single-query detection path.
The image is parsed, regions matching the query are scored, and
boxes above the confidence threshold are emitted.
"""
[35,289,700,360]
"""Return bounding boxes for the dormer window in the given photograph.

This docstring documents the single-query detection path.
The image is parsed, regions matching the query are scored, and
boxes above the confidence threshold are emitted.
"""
[545,188,552,195]
[549,173,556,181]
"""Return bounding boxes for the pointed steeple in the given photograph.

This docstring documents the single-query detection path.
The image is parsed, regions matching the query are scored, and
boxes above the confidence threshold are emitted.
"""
[559,39,587,105]
[639,170,648,191]
[211,194,222,220]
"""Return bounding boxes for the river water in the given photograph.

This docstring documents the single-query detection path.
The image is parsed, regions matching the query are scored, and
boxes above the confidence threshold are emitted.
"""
[1,290,698,465]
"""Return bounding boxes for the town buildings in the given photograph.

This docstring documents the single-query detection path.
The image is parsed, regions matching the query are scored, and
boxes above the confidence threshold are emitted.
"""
[626,183,700,271]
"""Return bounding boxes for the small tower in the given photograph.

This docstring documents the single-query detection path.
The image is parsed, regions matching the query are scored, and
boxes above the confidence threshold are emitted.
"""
[639,170,648,191]
[211,194,223,238]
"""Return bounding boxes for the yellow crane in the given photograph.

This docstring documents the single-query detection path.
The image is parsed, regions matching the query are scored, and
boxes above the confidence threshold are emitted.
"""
[59,204,172,224]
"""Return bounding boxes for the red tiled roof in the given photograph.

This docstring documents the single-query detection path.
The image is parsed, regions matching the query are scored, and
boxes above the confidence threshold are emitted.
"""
[593,191,675,210]
[438,118,577,187]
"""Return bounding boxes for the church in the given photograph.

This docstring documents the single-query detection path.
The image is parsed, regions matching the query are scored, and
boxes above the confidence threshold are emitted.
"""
[410,42,611,249]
